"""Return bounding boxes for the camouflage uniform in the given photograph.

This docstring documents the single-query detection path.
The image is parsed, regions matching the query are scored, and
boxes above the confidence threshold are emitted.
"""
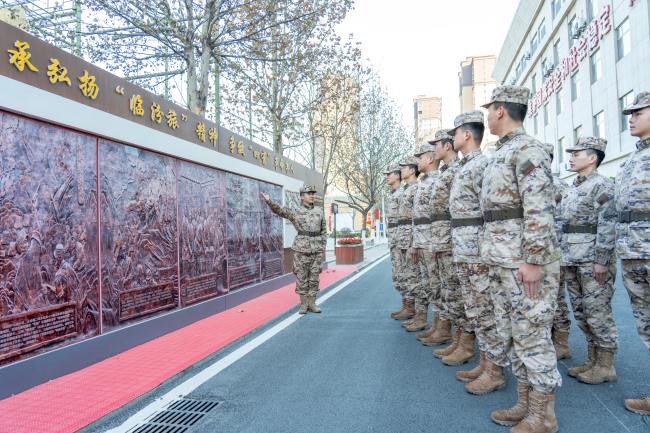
[427,131,465,331]
[551,175,572,335]
[480,87,561,393]
[410,149,439,312]
[266,186,326,296]
[561,138,618,352]
[450,124,506,366]
[396,158,420,303]
[384,164,405,296]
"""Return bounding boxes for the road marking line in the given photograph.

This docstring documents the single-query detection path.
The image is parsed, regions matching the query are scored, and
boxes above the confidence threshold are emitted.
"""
[106,254,389,433]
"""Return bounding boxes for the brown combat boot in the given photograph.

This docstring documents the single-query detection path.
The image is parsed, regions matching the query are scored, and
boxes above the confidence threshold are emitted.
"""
[298,295,309,314]
[307,296,321,313]
[391,298,407,319]
[568,344,597,377]
[393,299,415,320]
[624,396,650,415]
[577,349,616,384]
[552,330,571,360]
[510,390,558,433]
[428,319,452,347]
[416,313,438,341]
[433,327,460,358]
[465,359,506,395]
[457,351,486,382]
[491,382,530,426]
[405,310,428,332]
[442,332,475,366]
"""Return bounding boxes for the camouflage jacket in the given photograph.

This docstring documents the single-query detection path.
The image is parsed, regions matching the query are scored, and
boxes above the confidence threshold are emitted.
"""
[266,200,326,254]
[386,184,404,248]
[397,180,418,250]
[450,149,488,263]
[615,137,650,259]
[552,175,568,245]
[560,171,616,266]
[412,171,438,249]
[480,127,559,268]
[429,158,460,252]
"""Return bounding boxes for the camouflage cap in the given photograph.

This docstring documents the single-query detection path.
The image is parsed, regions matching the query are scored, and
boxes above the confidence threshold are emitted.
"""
[622,91,650,115]
[299,184,317,194]
[399,156,419,167]
[565,137,608,153]
[414,143,436,156]
[383,163,401,174]
[427,128,453,144]
[448,110,485,135]
[481,85,531,108]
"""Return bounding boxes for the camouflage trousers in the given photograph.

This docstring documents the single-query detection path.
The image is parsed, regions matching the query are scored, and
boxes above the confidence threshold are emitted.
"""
[621,259,650,351]
[414,249,438,311]
[552,269,571,333]
[389,246,405,295]
[293,251,321,296]
[489,262,562,393]
[398,249,420,302]
[457,263,507,365]
[562,264,619,351]
[436,251,467,330]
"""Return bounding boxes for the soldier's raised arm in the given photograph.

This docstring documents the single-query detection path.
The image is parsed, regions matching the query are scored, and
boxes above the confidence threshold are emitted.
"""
[260,192,297,225]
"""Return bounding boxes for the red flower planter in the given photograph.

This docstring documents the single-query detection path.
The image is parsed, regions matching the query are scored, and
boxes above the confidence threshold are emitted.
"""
[335,244,364,265]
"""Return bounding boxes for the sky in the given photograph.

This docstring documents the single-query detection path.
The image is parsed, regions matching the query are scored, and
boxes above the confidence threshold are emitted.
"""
[336,0,520,129]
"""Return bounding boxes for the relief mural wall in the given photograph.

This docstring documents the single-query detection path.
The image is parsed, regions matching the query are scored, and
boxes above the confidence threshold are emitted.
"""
[0,110,285,365]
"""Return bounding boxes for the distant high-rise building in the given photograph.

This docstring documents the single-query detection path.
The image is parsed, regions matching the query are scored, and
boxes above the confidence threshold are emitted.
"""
[413,95,442,146]
[458,55,498,150]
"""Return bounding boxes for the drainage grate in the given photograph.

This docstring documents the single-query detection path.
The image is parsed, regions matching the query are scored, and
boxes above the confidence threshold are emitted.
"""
[130,398,220,433]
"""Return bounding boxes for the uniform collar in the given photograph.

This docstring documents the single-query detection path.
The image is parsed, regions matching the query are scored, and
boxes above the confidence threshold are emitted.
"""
[574,170,597,186]
[461,149,482,165]
[496,127,526,149]
[302,203,314,210]
[637,137,650,151]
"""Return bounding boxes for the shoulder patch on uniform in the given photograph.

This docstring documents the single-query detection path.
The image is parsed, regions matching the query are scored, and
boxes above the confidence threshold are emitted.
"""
[521,160,537,177]
[597,193,611,205]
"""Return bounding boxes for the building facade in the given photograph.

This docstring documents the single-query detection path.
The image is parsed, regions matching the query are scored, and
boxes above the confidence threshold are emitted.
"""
[459,55,499,149]
[413,95,442,145]
[493,0,649,178]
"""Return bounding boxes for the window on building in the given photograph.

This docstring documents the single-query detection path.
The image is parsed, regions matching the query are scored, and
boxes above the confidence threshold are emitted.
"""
[532,74,537,94]
[617,18,631,60]
[544,103,549,126]
[620,91,634,132]
[541,58,548,78]
[594,111,606,139]
[539,19,547,41]
[558,137,566,163]
[534,114,539,135]
[587,0,598,21]
[590,49,602,83]
[571,74,580,101]
[531,31,539,54]
[552,0,562,19]
[556,89,564,114]
[553,39,561,65]
[568,15,577,41]
[574,125,582,145]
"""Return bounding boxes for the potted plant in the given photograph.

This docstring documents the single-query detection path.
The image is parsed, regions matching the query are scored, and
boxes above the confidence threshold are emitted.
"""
[335,233,364,264]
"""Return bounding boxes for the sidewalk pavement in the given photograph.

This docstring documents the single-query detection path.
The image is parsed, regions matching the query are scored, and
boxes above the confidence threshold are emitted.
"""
[326,242,389,268]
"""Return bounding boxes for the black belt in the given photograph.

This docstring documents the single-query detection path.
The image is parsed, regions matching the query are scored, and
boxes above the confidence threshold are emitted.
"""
[398,219,411,226]
[483,207,524,223]
[298,230,322,237]
[387,222,399,228]
[618,211,650,223]
[413,217,431,225]
[451,217,484,228]
[563,224,597,234]
[430,212,451,222]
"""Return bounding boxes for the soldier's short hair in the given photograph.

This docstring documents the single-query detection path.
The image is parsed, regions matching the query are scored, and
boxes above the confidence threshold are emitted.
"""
[459,122,485,143]
[492,101,528,122]
[584,148,605,167]
[403,164,419,178]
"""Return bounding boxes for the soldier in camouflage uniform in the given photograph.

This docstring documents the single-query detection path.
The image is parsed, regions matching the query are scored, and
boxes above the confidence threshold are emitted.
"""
[560,137,618,385]
[480,86,561,433]
[616,91,650,415]
[261,185,326,314]
[448,111,508,395]
[392,157,420,321]
[408,144,440,334]
[546,144,572,361]
[425,129,473,366]
[384,164,407,319]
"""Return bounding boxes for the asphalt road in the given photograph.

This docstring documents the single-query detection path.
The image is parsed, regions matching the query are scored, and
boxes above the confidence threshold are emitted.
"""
[86,257,650,433]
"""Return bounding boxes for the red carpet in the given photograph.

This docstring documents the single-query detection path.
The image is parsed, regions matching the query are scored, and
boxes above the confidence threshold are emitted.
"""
[0,266,357,433]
